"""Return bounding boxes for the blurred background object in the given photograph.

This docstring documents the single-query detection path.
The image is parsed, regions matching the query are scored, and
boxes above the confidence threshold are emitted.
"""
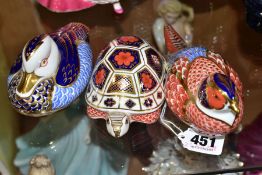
[37,0,124,14]
[237,112,262,175]
[28,155,55,175]
[14,99,129,175]
[153,0,194,54]
[0,42,18,175]
[244,0,262,32]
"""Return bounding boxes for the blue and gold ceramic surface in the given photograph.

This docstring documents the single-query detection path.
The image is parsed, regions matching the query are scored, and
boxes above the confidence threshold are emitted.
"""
[7,23,93,117]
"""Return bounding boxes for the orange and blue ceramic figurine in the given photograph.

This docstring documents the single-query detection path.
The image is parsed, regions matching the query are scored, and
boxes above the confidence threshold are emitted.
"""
[164,25,244,135]
[7,23,93,117]
[38,0,124,14]
[86,36,167,137]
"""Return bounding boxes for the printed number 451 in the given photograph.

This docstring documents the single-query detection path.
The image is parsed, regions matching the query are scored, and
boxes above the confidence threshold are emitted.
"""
[190,135,216,147]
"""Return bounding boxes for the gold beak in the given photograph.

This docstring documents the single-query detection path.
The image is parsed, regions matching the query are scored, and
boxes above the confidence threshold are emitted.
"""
[111,121,122,138]
[17,72,40,95]
[230,101,240,114]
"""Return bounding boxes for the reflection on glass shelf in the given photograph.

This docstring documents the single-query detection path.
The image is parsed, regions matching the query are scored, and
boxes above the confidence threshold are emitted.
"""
[143,137,243,175]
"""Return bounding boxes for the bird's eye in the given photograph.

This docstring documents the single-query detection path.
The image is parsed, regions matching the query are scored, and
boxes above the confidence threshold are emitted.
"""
[106,119,110,124]
[125,118,128,124]
[40,58,48,67]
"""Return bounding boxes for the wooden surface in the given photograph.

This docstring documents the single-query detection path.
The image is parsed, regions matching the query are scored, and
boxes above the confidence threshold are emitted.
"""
[0,0,43,66]
[0,43,18,175]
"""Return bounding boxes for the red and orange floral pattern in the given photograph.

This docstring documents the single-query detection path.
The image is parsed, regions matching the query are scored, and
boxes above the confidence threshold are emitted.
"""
[114,52,134,66]
[95,69,106,85]
[120,36,139,43]
[141,73,153,89]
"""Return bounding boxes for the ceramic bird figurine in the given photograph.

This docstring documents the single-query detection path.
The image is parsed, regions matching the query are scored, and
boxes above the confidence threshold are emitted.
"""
[86,36,167,138]
[38,0,124,14]
[164,25,244,135]
[28,155,55,175]
[7,23,93,117]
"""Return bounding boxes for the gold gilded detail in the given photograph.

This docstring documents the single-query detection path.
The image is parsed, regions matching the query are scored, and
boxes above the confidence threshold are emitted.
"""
[107,75,135,94]
[230,100,240,114]
[111,120,123,138]
[17,72,41,94]
[25,35,46,61]
[8,71,54,117]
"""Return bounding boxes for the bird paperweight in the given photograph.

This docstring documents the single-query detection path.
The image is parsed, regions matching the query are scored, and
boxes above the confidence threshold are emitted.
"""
[164,25,244,135]
[8,23,93,117]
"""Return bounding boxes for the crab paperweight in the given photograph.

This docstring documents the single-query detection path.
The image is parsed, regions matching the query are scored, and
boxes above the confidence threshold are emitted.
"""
[7,23,93,117]
[86,36,167,138]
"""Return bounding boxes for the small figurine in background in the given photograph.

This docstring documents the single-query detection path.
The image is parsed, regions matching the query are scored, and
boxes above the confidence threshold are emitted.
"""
[38,0,124,14]
[29,155,55,175]
[164,24,244,135]
[7,23,93,117]
[153,0,194,54]
[86,36,167,138]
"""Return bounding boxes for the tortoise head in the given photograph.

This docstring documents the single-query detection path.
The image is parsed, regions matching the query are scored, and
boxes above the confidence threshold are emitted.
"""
[106,113,130,138]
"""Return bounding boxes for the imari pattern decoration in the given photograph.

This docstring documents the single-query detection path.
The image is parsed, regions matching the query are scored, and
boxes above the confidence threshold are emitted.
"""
[7,23,93,117]
[108,49,141,70]
[93,63,110,90]
[86,36,167,138]
[138,69,157,93]
[164,25,244,135]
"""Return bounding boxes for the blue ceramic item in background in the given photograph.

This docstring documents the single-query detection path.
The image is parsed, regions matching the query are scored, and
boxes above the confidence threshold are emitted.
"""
[14,100,129,175]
